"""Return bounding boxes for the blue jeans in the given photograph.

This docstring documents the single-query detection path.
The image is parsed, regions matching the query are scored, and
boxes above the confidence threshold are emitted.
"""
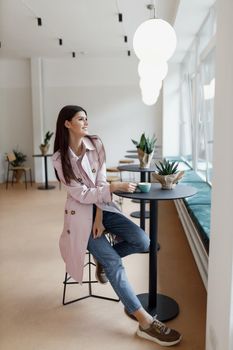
[87,211,150,314]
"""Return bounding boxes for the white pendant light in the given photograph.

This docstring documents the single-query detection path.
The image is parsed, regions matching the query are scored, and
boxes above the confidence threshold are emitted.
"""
[139,78,162,92]
[141,88,160,100]
[134,2,176,106]
[142,94,159,106]
[133,18,177,61]
[138,60,168,80]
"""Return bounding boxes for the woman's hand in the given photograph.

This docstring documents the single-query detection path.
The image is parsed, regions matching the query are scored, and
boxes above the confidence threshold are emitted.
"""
[110,182,137,193]
[92,207,105,239]
[92,219,105,239]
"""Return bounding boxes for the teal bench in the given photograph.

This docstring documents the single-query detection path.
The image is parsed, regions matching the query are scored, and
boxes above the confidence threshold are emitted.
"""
[165,159,211,253]
[180,173,211,252]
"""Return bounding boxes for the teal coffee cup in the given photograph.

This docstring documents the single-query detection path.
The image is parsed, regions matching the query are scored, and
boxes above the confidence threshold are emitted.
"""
[137,182,151,193]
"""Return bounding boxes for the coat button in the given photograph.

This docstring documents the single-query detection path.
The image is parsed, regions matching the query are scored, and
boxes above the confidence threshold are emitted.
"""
[67,229,70,234]
[92,168,96,173]
[71,210,75,215]
[65,209,68,214]
[77,178,82,182]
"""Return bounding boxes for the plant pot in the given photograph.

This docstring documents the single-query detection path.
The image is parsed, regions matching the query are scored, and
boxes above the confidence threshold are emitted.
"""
[14,169,24,183]
[152,171,184,190]
[137,149,154,168]
[40,144,50,155]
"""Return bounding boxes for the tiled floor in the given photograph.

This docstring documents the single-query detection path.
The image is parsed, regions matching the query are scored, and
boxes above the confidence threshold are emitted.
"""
[0,183,207,350]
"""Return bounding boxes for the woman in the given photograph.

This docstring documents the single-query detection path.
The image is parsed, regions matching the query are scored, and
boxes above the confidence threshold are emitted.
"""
[52,105,182,347]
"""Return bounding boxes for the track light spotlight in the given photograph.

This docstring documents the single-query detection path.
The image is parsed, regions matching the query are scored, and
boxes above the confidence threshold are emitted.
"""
[72,52,76,58]
[118,13,123,22]
[59,38,63,46]
[127,50,131,56]
[37,17,42,26]
[124,35,128,43]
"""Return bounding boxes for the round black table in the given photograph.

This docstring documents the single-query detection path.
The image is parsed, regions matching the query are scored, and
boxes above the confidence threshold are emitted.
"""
[117,164,157,230]
[33,154,55,190]
[114,183,197,321]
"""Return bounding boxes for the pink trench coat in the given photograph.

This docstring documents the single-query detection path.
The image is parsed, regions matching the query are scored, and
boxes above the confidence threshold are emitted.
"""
[52,137,122,282]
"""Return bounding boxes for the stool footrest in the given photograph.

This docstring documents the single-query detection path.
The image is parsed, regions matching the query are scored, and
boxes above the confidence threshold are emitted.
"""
[62,252,120,305]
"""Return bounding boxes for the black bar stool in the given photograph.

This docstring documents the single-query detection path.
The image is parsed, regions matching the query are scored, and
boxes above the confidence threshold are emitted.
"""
[62,233,120,305]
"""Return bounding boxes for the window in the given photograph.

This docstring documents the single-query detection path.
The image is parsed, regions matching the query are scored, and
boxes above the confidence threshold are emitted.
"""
[180,4,216,183]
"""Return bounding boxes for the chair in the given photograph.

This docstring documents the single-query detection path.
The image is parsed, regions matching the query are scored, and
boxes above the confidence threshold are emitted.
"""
[5,152,32,190]
[62,233,120,305]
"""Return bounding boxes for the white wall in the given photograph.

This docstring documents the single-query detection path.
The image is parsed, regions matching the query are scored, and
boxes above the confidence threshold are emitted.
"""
[42,57,162,181]
[162,63,180,157]
[0,56,163,183]
[206,0,233,349]
[0,59,33,182]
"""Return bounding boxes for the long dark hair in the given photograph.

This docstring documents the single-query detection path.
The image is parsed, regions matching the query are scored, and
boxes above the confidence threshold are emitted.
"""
[53,105,105,184]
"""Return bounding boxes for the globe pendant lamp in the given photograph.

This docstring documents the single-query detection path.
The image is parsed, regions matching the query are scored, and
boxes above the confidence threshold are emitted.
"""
[133,18,177,61]
[139,78,162,93]
[138,60,168,80]
[142,93,160,106]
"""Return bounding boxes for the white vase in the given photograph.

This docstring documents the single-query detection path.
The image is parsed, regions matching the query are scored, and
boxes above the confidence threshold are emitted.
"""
[137,149,154,168]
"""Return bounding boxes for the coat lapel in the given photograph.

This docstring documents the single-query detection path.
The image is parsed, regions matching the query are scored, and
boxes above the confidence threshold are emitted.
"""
[69,138,97,187]
[81,153,96,185]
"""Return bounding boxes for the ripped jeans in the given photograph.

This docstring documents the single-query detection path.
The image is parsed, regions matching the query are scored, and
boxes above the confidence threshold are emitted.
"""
[87,211,150,314]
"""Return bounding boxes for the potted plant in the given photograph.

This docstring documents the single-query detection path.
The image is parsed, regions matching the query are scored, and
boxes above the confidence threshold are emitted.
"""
[11,149,27,167]
[10,149,27,182]
[152,159,184,189]
[132,133,157,168]
[40,131,54,155]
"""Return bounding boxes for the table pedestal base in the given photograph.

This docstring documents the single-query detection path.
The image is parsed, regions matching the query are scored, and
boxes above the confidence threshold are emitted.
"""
[130,211,150,219]
[126,293,179,322]
[38,185,56,190]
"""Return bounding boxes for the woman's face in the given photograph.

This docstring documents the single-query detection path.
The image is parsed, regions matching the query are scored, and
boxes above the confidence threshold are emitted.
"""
[65,111,88,137]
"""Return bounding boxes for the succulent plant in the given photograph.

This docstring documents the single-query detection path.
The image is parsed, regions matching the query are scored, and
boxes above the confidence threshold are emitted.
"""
[41,131,54,147]
[155,159,179,175]
[132,133,157,154]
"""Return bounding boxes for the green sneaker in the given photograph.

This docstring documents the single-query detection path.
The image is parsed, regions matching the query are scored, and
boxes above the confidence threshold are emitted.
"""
[137,316,182,347]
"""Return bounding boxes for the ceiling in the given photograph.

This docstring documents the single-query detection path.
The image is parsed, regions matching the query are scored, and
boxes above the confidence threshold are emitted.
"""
[0,0,180,59]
